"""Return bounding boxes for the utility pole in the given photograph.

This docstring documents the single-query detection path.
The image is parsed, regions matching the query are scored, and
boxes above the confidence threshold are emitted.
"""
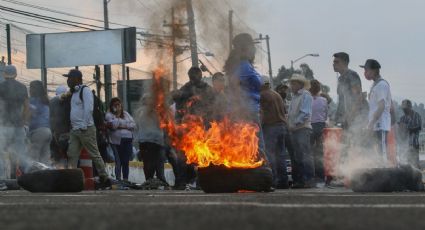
[126,66,131,113]
[6,24,12,64]
[257,34,273,88]
[228,10,233,53]
[186,0,198,67]
[103,0,112,104]
[94,65,101,98]
[171,8,177,90]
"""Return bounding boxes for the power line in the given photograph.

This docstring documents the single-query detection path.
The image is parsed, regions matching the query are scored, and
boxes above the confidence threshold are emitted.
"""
[0,5,102,30]
[0,0,146,30]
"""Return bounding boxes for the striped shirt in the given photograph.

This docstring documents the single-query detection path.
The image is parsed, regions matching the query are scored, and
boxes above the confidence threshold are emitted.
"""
[399,110,422,148]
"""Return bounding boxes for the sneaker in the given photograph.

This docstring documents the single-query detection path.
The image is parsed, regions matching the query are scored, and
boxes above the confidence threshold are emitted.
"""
[97,178,112,190]
[0,182,7,191]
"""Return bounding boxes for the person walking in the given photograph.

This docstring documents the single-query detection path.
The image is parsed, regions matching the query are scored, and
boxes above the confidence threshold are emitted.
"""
[398,99,422,168]
[105,97,136,181]
[309,80,328,182]
[260,77,289,189]
[361,59,392,164]
[63,69,111,189]
[288,74,314,188]
[28,80,52,165]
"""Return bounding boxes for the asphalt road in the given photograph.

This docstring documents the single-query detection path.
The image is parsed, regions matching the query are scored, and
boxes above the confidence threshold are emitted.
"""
[1,188,425,230]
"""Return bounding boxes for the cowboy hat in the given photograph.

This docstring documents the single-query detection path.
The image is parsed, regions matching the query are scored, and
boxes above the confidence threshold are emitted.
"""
[289,74,310,89]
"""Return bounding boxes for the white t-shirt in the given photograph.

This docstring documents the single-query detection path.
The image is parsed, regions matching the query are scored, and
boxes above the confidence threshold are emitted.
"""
[368,78,392,131]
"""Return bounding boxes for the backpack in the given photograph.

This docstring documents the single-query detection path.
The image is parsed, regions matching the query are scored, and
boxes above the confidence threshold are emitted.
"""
[79,85,105,129]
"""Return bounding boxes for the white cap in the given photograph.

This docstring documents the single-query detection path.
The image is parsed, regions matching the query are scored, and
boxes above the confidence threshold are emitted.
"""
[55,85,68,96]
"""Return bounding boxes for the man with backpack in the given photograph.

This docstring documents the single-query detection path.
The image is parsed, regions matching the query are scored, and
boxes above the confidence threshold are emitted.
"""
[63,69,111,189]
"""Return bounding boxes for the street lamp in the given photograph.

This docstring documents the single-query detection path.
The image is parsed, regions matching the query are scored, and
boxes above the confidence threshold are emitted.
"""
[291,53,319,70]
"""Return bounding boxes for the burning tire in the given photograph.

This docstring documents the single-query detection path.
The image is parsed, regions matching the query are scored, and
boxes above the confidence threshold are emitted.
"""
[198,165,273,193]
[18,169,84,193]
[351,165,424,192]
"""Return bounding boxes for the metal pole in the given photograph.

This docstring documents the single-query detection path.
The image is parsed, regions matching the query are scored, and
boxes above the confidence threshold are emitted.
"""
[186,0,199,67]
[126,66,131,113]
[103,0,112,105]
[6,24,12,65]
[228,10,233,53]
[121,30,127,111]
[95,65,101,98]
[40,34,47,90]
[265,35,273,88]
[171,8,178,90]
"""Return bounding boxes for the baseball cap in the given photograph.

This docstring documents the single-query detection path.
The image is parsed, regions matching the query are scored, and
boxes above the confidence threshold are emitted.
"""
[3,65,17,79]
[62,69,82,78]
[360,59,381,69]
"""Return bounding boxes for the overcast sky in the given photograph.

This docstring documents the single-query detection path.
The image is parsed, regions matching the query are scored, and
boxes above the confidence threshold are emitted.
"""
[1,0,424,103]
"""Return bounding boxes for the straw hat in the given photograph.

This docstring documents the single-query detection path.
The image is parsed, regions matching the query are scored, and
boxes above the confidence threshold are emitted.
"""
[289,74,310,89]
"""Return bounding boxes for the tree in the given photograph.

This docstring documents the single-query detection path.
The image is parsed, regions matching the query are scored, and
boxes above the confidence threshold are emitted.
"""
[299,63,314,80]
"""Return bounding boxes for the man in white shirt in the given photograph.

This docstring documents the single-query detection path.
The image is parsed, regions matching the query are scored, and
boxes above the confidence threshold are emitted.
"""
[360,59,392,162]
[63,69,111,189]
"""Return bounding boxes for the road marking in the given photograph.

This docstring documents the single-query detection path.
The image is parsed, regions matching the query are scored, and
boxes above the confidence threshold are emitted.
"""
[1,201,425,208]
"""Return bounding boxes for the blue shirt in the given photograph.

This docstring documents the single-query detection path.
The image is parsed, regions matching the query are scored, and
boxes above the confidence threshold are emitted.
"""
[29,97,50,131]
[236,60,262,113]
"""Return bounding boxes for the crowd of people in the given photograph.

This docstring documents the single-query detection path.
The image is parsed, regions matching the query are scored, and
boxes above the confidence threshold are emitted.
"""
[0,32,422,191]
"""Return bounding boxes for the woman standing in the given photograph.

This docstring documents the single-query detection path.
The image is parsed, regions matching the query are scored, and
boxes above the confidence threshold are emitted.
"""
[135,94,167,184]
[29,80,52,165]
[105,97,136,181]
[224,33,266,157]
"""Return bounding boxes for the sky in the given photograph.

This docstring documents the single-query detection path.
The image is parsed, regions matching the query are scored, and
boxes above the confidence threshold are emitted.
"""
[0,0,424,103]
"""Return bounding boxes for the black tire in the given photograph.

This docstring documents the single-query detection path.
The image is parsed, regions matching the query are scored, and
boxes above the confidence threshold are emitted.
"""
[198,165,273,193]
[17,169,84,193]
[351,165,423,192]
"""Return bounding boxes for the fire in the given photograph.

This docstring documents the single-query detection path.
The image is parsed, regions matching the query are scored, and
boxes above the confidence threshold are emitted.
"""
[152,66,264,169]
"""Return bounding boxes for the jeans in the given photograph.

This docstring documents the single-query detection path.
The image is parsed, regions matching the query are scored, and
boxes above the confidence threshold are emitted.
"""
[68,126,108,179]
[311,122,325,180]
[139,142,166,182]
[113,138,133,180]
[263,123,289,187]
[290,128,314,184]
[375,131,388,165]
[29,127,52,165]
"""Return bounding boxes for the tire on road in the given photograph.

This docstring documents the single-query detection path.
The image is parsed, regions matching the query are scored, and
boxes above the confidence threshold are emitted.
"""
[198,165,273,193]
[351,165,424,192]
[18,169,84,193]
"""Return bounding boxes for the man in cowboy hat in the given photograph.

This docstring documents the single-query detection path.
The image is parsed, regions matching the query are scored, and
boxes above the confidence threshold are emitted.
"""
[360,59,392,164]
[288,74,314,188]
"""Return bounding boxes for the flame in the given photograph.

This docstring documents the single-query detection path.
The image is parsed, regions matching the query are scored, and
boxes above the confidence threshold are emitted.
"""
[152,66,263,169]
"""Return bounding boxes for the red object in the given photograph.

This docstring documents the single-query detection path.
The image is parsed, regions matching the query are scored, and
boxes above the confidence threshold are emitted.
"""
[79,148,95,190]
[386,126,397,166]
[323,128,343,182]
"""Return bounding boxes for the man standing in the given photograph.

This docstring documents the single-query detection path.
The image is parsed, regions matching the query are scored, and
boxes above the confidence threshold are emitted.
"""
[399,99,422,168]
[0,65,29,179]
[63,69,111,189]
[260,77,289,189]
[171,66,215,189]
[333,52,363,128]
[211,72,228,120]
[361,59,392,163]
[288,74,314,188]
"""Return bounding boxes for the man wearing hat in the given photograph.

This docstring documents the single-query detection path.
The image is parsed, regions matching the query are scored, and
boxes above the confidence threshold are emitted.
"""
[260,75,289,189]
[361,59,392,163]
[399,99,422,168]
[288,74,314,188]
[63,69,111,189]
[0,65,29,179]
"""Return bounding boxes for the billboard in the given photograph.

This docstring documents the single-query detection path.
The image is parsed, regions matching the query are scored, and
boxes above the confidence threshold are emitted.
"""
[26,27,136,69]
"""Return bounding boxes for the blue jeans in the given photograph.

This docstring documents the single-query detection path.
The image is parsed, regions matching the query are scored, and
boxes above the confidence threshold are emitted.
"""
[263,123,289,187]
[311,122,325,180]
[113,138,133,180]
[290,128,314,184]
